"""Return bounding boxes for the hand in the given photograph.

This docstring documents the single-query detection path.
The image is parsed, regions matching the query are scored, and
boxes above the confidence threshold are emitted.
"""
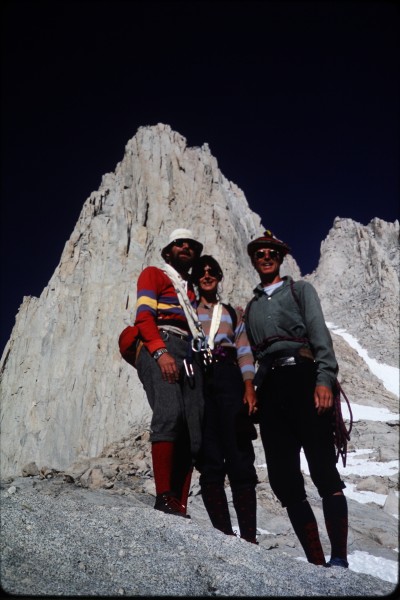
[243,380,258,416]
[314,385,333,415]
[157,352,180,384]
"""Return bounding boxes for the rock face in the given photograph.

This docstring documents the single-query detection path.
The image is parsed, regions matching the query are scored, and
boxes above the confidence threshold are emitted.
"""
[0,124,398,483]
[0,123,299,477]
[307,217,399,366]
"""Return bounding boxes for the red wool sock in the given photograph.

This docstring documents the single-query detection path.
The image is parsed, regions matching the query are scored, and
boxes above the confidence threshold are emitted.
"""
[151,441,175,495]
[178,467,193,511]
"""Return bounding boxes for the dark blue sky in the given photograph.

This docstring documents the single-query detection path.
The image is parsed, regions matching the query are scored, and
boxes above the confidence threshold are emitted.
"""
[1,0,398,354]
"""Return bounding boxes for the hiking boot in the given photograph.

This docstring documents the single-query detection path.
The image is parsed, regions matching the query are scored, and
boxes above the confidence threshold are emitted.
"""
[154,492,190,518]
[200,482,235,535]
[327,557,349,568]
[241,536,259,544]
[231,483,257,544]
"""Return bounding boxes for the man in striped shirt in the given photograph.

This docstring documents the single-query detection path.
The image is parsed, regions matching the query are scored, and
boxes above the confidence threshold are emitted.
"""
[134,228,204,518]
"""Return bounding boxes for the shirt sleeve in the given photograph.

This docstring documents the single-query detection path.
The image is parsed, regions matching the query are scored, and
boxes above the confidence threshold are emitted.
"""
[234,307,255,382]
[134,267,166,355]
[297,282,338,388]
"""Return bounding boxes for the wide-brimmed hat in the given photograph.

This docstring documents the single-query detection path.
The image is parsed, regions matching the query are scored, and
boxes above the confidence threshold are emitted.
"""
[161,228,203,259]
[247,229,291,258]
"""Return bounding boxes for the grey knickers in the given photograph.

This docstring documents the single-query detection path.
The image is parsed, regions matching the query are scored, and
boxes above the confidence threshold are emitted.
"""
[136,331,205,458]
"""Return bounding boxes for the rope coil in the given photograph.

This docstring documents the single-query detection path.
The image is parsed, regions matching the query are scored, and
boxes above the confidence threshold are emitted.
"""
[332,381,353,467]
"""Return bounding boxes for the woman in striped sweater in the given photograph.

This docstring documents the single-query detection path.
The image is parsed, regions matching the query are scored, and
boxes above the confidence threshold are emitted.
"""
[192,255,259,544]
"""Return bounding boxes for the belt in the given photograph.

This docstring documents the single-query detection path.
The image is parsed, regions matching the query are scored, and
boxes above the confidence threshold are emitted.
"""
[212,346,238,364]
[213,356,238,365]
[159,328,189,341]
[271,355,314,369]
[254,351,314,387]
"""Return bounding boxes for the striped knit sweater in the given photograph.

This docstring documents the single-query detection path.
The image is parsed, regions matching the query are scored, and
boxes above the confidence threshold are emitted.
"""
[134,266,196,354]
[197,302,255,381]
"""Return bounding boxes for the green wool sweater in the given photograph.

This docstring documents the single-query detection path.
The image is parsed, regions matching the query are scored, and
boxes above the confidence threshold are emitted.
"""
[245,276,338,388]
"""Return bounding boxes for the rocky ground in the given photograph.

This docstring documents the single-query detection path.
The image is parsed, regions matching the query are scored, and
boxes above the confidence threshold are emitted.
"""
[1,425,398,597]
[0,472,396,598]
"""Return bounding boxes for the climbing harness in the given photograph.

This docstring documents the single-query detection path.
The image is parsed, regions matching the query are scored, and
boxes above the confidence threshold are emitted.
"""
[207,302,223,350]
[163,264,212,375]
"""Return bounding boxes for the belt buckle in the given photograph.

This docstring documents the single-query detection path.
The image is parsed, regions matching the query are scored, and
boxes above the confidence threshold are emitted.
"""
[272,356,296,369]
[284,356,296,366]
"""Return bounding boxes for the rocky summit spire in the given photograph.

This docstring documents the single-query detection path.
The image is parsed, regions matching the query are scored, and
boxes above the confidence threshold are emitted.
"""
[0,124,300,477]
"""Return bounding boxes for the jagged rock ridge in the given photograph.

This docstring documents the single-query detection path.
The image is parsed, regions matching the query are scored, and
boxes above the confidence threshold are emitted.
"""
[307,217,399,366]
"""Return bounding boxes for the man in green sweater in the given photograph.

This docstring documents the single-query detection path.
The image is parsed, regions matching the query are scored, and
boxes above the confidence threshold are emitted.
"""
[245,230,349,568]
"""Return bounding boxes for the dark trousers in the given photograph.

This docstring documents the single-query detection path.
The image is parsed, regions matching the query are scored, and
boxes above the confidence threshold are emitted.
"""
[197,361,257,487]
[258,361,345,507]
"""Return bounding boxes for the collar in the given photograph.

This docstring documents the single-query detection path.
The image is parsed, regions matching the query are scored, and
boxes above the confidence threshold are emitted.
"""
[253,275,291,295]
[199,300,219,309]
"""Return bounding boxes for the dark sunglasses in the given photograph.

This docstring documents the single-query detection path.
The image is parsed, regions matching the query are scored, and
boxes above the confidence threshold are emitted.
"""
[173,239,196,249]
[254,249,280,260]
[199,266,220,279]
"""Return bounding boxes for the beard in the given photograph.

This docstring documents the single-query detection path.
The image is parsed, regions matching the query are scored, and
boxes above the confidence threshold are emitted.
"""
[169,252,195,274]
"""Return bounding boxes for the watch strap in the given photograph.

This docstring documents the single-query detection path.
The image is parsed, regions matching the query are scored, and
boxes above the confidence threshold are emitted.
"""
[153,348,169,361]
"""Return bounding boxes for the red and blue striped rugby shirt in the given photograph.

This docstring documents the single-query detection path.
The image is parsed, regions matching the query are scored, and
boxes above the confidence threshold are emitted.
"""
[134,266,196,355]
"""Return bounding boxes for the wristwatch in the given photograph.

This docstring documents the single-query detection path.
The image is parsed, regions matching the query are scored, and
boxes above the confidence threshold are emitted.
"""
[152,348,169,361]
